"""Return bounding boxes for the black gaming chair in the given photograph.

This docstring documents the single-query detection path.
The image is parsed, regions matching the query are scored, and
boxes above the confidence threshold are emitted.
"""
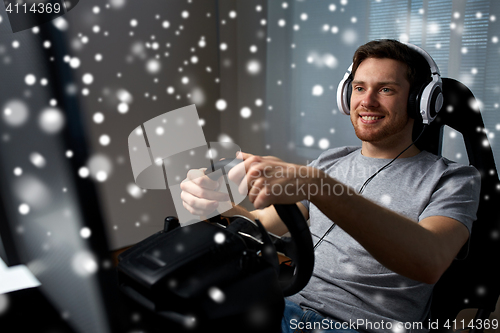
[416,78,500,333]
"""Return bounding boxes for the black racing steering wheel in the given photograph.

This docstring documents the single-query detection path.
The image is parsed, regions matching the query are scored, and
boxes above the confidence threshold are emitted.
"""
[206,158,314,296]
[117,158,314,331]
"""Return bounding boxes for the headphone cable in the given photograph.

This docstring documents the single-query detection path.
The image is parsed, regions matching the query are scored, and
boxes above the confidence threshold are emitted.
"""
[358,124,428,194]
[313,124,428,251]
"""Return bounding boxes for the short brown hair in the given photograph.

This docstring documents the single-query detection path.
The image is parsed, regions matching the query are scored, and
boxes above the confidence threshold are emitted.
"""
[351,39,431,92]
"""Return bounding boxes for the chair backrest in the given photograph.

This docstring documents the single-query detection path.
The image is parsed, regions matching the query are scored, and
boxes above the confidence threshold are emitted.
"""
[418,78,500,328]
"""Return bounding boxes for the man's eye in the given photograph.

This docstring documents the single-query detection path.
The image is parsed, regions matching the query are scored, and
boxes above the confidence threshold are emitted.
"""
[381,88,391,93]
[355,87,363,92]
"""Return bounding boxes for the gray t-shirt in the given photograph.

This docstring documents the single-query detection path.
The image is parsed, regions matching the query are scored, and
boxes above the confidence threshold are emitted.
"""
[287,146,480,333]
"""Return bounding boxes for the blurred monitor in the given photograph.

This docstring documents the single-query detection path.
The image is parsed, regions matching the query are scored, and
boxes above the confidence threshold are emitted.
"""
[0,16,132,333]
[0,0,229,332]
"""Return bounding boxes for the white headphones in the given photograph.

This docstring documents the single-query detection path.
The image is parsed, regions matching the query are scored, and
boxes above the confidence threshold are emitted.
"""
[336,42,443,125]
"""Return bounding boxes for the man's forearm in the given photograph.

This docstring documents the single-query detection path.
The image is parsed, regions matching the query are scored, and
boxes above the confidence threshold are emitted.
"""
[309,173,467,284]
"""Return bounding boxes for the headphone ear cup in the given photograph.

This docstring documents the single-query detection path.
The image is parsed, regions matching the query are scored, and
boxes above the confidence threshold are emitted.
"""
[407,83,425,119]
[337,65,353,115]
[345,80,352,112]
[336,76,352,115]
[417,81,443,124]
[407,89,419,119]
[428,85,443,119]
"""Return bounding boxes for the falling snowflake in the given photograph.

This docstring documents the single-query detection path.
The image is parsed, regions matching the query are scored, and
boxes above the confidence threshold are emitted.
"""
[72,251,98,276]
[80,227,91,239]
[380,194,391,205]
[342,29,358,45]
[312,85,324,96]
[94,171,108,183]
[476,286,486,296]
[39,107,65,134]
[69,57,81,68]
[246,59,261,75]
[216,99,227,111]
[118,102,129,114]
[24,74,36,85]
[13,167,22,176]
[99,135,110,146]
[82,73,94,85]
[240,107,252,118]
[208,286,225,303]
[3,100,29,127]
[303,135,314,147]
[18,203,30,215]
[78,167,90,178]
[214,232,226,244]
[146,59,161,74]
[318,138,330,150]
[30,152,46,168]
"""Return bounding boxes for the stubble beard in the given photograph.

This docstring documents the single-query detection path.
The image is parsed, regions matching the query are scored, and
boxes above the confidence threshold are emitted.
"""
[351,110,412,144]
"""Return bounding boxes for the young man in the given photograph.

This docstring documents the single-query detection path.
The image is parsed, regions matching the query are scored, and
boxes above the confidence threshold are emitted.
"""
[180,40,480,333]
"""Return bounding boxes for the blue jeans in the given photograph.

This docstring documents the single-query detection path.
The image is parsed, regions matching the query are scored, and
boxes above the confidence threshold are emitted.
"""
[281,299,359,333]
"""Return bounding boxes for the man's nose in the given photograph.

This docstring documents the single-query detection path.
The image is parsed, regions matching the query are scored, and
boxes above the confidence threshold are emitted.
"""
[360,90,380,108]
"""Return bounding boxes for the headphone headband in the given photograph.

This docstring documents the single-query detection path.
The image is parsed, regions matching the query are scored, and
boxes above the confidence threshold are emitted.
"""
[403,42,440,76]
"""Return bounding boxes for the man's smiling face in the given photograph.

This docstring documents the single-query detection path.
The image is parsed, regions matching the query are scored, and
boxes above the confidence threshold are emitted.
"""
[350,57,413,146]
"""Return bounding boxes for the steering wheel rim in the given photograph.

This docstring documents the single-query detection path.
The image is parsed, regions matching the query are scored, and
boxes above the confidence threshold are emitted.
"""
[273,204,314,296]
[207,159,315,297]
